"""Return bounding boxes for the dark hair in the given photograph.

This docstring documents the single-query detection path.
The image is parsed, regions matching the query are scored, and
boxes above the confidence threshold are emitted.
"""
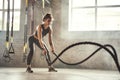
[43,13,52,21]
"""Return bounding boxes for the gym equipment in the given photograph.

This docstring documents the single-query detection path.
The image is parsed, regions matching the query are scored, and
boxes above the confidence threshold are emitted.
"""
[3,0,15,62]
[30,0,35,34]
[23,0,29,62]
[9,0,15,54]
[45,41,120,73]
[21,0,120,73]
[22,0,51,62]
[3,0,11,62]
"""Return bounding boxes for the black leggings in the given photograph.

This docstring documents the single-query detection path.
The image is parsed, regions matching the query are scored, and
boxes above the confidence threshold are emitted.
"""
[27,36,51,66]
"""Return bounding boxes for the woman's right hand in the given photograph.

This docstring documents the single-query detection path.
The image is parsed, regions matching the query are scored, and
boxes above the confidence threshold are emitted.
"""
[42,49,47,54]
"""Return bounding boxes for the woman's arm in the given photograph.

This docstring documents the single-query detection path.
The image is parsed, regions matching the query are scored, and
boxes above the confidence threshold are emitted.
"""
[48,28,54,53]
[37,25,45,50]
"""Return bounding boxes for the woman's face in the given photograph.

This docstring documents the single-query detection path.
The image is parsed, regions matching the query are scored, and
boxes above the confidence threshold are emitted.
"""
[44,18,51,25]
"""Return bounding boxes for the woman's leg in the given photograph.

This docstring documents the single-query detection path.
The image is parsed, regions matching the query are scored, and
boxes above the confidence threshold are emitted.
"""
[26,36,34,73]
[33,38,51,66]
[33,38,57,72]
[44,45,57,72]
[44,45,51,66]
[27,36,34,65]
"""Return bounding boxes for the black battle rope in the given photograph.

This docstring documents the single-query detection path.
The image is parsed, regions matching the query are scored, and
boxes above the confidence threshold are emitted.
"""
[3,0,11,62]
[53,44,119,66]
[23,0,29,62]
[9,0,15,54]
[46,41,120,72]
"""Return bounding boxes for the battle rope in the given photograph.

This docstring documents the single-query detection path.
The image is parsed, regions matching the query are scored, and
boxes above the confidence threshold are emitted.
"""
[45,41,120,72]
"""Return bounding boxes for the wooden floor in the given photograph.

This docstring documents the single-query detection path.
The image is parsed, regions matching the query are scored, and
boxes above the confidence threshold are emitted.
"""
[0,68,119,80]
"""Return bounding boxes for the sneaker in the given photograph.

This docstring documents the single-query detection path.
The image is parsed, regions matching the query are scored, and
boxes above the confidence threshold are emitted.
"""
[26,67,33,73]
[48,67,57,72]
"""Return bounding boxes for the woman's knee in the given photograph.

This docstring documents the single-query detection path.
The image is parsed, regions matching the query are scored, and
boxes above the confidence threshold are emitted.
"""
[29,49,34,55]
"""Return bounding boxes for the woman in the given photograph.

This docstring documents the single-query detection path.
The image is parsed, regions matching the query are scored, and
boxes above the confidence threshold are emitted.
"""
[26,13,57,73]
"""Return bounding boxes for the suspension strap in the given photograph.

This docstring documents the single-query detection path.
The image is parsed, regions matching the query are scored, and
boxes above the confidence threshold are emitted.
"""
[3,0,11,62]
[9,0,15,54]
[30,0,35,34]
[6,0,10,50]
[2,0,5,30]
[42,0,45,9]
[23,0,29,62]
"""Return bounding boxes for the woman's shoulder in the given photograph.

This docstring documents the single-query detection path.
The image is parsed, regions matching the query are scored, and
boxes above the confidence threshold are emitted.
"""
[38,24,43,27]
[36,24,42,29]
[48,26,52,32]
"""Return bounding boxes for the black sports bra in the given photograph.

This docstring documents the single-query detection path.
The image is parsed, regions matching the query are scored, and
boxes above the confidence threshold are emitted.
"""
[34,24,50,37]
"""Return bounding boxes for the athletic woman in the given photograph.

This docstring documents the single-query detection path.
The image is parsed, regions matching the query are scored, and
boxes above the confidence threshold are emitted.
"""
[26,13,57,73]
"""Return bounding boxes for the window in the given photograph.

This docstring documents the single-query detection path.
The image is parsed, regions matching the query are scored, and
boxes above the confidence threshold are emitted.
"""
[69,0,120,31]
[0,0,21,31]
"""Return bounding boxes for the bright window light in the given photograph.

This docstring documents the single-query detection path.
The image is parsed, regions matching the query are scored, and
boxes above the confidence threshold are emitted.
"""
[4,12,20,31]
[0,0,21,31]
[69,9,95,31]
[72,0,95,7]
[69,0,120,31]
[4,0,21,9]
[0,12,2,30]
[97,8,120,31]
[0,0,2,9]
[98,0,120,6]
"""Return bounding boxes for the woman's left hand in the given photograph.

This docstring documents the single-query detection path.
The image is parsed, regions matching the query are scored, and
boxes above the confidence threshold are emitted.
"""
[51,48,55,53]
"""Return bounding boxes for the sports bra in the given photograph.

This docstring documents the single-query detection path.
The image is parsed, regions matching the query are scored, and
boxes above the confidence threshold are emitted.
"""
[34,24,50,37]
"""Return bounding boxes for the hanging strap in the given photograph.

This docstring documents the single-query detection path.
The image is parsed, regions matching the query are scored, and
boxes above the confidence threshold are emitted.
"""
[6,0,10,50]
[9,0,15,54]
[30,0,35,34]
[3,0,11,62]
[42,0,45,9]
[23,0,29,62]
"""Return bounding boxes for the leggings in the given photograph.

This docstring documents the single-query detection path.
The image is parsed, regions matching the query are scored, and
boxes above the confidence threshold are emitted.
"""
[27,36,51,66]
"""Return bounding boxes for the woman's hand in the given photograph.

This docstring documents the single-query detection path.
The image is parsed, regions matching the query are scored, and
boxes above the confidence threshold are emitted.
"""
[42,49,47,54]
[51,48,55,53]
